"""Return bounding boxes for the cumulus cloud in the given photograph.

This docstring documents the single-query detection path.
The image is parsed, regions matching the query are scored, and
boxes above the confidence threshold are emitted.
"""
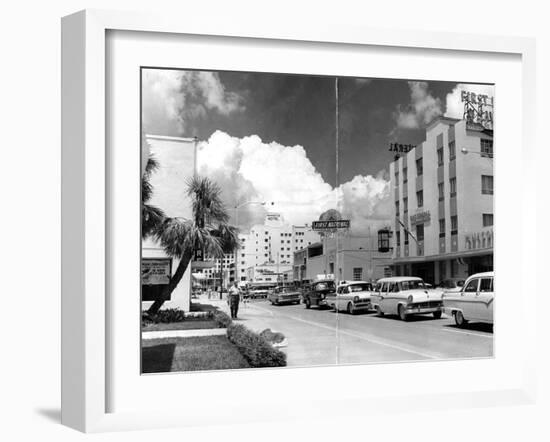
[196,131,391,234]
[444,83,495,120]
[142,70,244,135]
[394,81,443,129]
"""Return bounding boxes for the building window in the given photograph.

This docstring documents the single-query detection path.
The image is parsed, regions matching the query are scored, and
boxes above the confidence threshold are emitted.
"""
[437,148,444,166]
[396,231,401,246]
[416,158,423,176]
[395,170,399,185]
[353,267,363,281]
[395,200,400,215]
[403,167,408,183]
[451,215,458,235]
[449,177,457,197]
[482,175,494,195]
[439,219,446,238]
[404,231,409,245]
[416,190,423,208]
[481,139,493,157]
[483,213,494,227]
[403,197,408,215]
[241,261,245,265]
[449,141,456,160]
[438,182,444,201]
[416,224,424,241]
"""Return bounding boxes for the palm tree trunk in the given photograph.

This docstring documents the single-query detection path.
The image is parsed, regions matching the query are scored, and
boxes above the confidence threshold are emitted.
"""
[147,249,193,315]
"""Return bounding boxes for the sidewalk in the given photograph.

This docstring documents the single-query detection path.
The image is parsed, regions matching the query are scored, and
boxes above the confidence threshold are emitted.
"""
[142,328,226,340]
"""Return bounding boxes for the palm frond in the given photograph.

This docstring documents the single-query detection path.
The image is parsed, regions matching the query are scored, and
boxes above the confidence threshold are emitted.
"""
[141,204,165,239]
[211,224,240,254]
[186,176,230,225]
[155,217,224,259]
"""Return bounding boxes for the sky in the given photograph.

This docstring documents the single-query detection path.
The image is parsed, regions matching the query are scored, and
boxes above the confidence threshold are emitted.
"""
[142,68,494,233]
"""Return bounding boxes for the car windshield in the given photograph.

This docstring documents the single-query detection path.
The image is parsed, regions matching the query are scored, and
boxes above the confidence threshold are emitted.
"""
[315,282,335,291]
[349,283,372,292]
[399,280,425,290]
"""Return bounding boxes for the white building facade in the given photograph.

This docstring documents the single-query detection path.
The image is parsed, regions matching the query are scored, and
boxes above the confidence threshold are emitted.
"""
[389,117,494,284]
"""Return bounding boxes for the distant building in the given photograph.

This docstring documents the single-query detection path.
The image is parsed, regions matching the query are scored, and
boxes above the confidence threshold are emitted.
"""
[235,213,321,282]
[293,233,393,284]
[389,117,494,284]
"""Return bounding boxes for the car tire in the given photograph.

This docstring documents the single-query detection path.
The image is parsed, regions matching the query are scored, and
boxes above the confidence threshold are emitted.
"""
[398,304,409,321]
[347,302,355,315]
[455,311,467,327]
[305,298,311,309]
[433,310,442,319]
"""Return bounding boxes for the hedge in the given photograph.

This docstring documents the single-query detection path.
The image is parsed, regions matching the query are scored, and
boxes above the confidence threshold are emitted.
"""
[226,323,287,368]
[212,310,233,328]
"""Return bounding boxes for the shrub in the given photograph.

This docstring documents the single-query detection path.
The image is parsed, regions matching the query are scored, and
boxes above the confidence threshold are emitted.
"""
[142,308,186,324]
[226,324,286,368]
[259,328,285,344]
[213,310,232,328]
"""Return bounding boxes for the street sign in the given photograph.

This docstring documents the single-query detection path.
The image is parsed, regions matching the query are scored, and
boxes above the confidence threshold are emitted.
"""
[312,220,350,230]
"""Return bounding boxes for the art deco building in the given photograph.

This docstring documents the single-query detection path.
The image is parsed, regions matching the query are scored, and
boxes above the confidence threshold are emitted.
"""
[389,117,494,284]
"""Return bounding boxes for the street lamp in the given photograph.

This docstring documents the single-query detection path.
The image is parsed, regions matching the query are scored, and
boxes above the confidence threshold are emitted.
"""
[461,147,494,158]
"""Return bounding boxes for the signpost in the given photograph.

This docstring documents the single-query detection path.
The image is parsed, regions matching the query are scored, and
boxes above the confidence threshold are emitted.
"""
[312,219,350,231]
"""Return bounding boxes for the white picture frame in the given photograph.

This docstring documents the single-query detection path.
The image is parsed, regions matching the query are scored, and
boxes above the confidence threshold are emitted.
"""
[61,9,537,433]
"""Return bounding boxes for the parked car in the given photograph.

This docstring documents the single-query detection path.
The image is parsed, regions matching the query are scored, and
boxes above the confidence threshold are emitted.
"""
[438,278,466,293]
[442,271,494,327]
[302,279,336,309]
[268,286,302,305]
[371,276,444,321]
[326,281,374,314]
[248,288,270,299]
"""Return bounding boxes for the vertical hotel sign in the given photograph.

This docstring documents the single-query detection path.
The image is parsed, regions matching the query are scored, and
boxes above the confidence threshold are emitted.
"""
[461,91,494,129]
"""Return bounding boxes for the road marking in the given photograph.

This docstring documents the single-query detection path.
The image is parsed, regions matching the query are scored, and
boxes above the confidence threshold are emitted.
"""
[251,303,439,359]
[439,327,493,339]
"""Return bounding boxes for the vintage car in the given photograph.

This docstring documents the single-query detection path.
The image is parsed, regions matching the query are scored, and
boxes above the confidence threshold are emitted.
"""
[267,286,301,305]
[248,287,271,299]
[442,271,494,326]
[302,279,336,309]
[326,281,374,314]
[370,276,443,321]
[438,278,466,294]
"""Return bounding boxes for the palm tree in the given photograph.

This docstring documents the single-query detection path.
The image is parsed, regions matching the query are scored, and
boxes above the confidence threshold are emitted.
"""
[147,176,239,314]
[141,153,165,239]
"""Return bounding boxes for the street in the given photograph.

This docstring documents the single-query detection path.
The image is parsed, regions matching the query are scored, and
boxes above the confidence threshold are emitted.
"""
[212,298,493,367]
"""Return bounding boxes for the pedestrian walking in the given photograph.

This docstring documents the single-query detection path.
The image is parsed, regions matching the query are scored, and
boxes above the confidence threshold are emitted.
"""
[227,282,241,319]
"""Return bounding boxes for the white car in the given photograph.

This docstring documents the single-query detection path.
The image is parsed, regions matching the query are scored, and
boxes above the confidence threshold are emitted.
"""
[326,281,374,314]
[442,271,494,327]
[371,276,444,321]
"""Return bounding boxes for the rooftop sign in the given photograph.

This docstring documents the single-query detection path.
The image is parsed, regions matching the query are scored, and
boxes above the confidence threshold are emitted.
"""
[461,90,494,129]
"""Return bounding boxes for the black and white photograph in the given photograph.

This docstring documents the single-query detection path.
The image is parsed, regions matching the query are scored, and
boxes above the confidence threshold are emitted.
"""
[140,68,495,374]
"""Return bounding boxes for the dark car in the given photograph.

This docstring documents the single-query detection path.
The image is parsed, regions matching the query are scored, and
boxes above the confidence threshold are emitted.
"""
[302,280,336,309]
[267,286,301,305]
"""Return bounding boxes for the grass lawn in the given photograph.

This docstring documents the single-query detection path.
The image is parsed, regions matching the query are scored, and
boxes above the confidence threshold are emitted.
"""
[142,336,250,373]
[142,318,221,332]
